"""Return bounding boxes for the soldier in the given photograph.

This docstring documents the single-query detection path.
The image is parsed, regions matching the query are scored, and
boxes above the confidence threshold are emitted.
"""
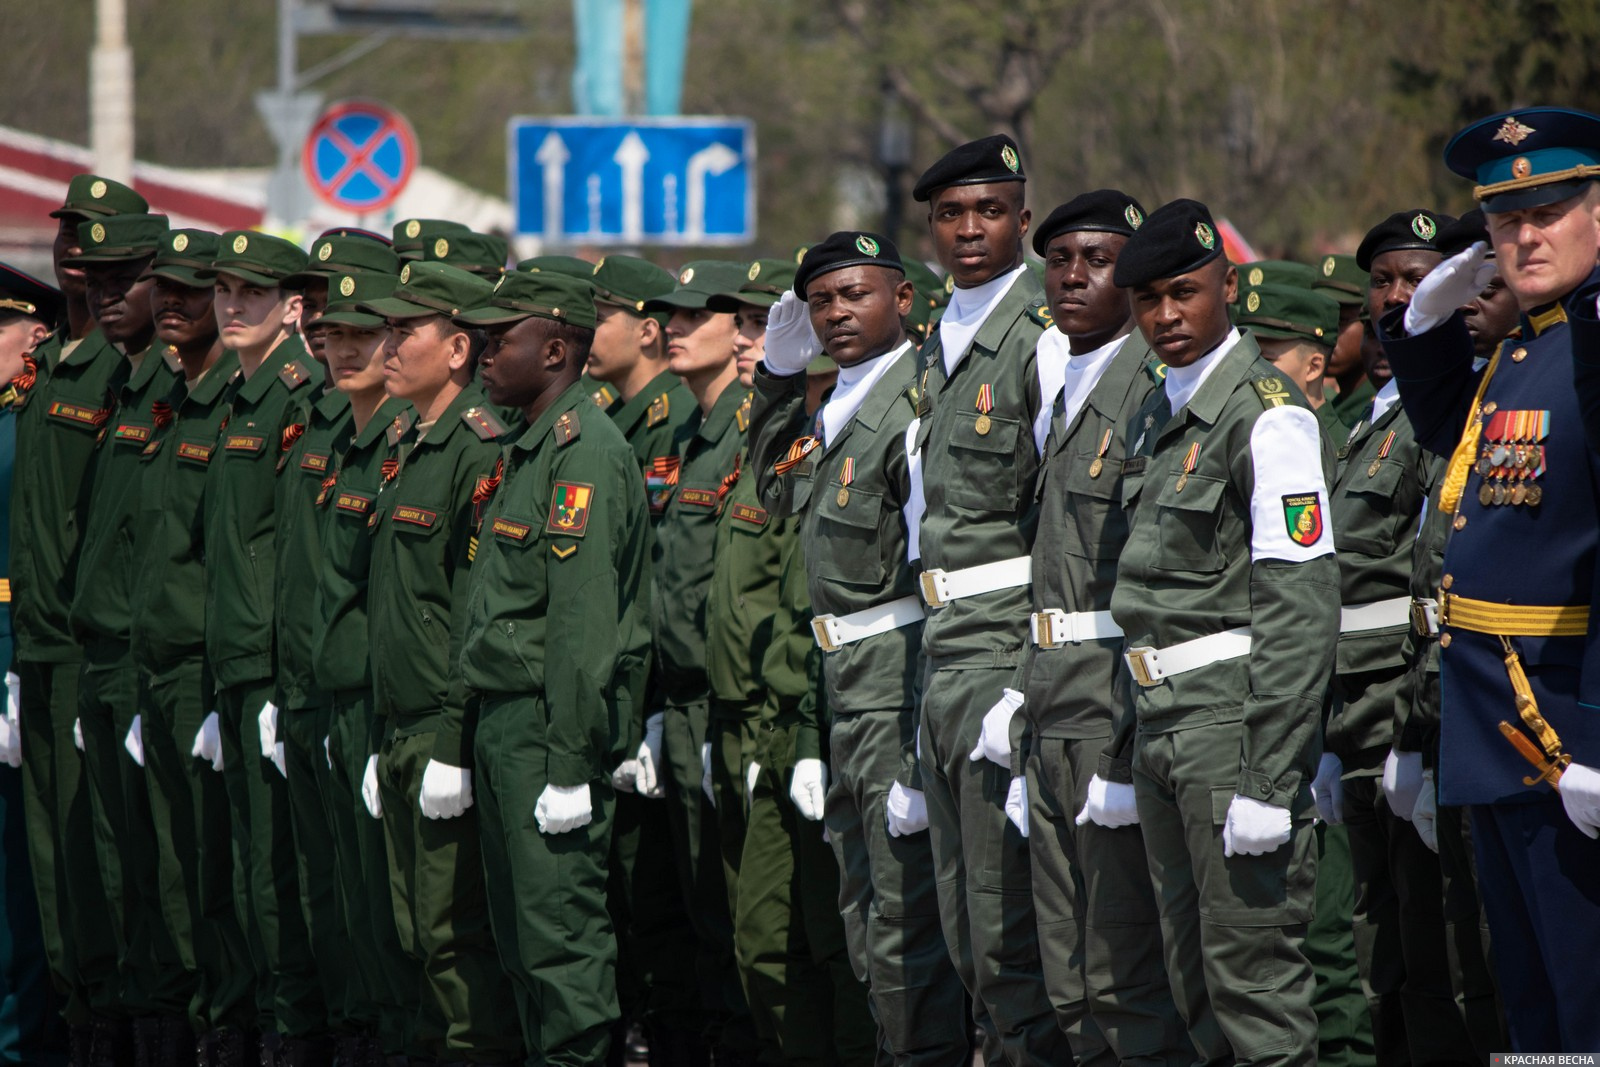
[454,270,650,1065]
[1236,260,1318,291]
[1385,106,1600,1051]
[905,134,1066,1064]
[285,230,398,363]
[1111,198,1338,1066]
[357,261,524,1063]
[1234,284,1339,416]
[13,175,144,1060]
[751,230,970,1065]
[583,254,686,481]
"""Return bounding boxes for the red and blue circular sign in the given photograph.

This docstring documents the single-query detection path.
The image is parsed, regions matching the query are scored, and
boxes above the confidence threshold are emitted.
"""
[302,100,418,212]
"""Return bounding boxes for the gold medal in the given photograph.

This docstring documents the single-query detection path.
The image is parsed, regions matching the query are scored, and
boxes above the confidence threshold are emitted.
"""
[1089,457,1104,478]
[1493,483,1508,505]
[1367,458,1382,478]
[1479,483,1494,506]
[836,487,850,507]
[1477,456,1494,477]
[1511,483,1528,505]
[1527,484,1543,506]
[974,413,992,435]
[1175,472,1189,493]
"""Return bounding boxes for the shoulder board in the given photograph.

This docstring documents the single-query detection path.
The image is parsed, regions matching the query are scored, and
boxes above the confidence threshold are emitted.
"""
[736,393,751,433]
[647,393,670,427]
[554,408,581,446]
[591,384,617,408]
[1026,301,1054,329]
[460,405,509,440]
[904,380,920,408]
[1251,375,1294,410]
[1143,358,1168,384]
[278,359,312,391]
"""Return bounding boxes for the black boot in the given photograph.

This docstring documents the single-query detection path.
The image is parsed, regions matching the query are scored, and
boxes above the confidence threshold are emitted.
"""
[279,1036,336,1067]
[89,1015,134,1067]
[71,1023,96,1067]
[258,1031,284,1067]
[213,1030,253,1067]
[132,1017,161,1067]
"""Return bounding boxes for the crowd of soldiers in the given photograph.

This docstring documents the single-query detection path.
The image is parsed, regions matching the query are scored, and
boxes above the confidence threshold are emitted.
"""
[0,100,1597,1067]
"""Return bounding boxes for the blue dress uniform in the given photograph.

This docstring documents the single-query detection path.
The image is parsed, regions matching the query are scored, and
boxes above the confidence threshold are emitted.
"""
[1380,107,1600,1053]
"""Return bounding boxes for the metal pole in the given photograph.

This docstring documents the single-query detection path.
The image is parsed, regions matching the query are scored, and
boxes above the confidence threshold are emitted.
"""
[90,0,134,183]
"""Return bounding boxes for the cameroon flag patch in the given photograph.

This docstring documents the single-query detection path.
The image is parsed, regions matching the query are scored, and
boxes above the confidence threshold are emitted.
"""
[1282,493,1324,546]
[546,482,593,537]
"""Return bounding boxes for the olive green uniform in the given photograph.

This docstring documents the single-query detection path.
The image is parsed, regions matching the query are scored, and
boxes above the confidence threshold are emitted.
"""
[1017,334,1189,1065]
[202,335,325,1037]
[1326,378,1376,437]
[11,328,124,1022]
[68,345,191,1023]
[367,382,522,1062]
[750,346,970,1065]
[1110,337,1335,1066]
[912,271,1067,1064]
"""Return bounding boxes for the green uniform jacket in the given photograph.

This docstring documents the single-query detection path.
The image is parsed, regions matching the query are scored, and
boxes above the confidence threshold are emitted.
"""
[10,330,123,663]
[273,388,353,710]
[459,380,651,786]
[311,398,410,697]
[1397,467,1448,763]
[583,374,622,417]
[1326,378,1376,436]
[130,353,240,673]
[913,272,1048,660]
[67,348,180,655]
[650,385,746,708]
[1109,337,1340,806]
[608,370,694,522]
[1326,394,1437,764]
[368,382,506,767]
[1020,335,1164,763]
[202,337,323,687]
[763,526,824,763]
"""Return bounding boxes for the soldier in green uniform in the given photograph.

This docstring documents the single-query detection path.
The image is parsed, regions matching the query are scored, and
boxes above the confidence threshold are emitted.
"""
[906,135,1066,1064]
[638,259,757,1061]
[12,175,143,1060]
[195,231,328,1062]
[60,212,197,1060]
[1109,199,1338,1066]
[751,231,970,1065]
[1235,283,1340,427]
[454,270,650,1066]
[392,219,470,262]
[1313,254,1370,404]
[285,230,398,364]
[357,261,524,1064]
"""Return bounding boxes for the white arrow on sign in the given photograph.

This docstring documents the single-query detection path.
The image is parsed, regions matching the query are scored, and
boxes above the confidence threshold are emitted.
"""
[662,173,679,233]
[683,142,740,241]
[613,131,650,242]
[587,174,603,234]
[534,131,569,243]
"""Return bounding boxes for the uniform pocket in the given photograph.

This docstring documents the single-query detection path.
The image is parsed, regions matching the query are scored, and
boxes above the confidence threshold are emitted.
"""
[942,411,1022,511]
[1153,472,1226,573]
[1062,451,1127,561]
[813,485,886,587]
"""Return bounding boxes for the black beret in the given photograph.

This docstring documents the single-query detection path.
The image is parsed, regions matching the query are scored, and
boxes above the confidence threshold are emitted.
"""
[1031,189,1145,256]
[794,231,904,297]
[1111,199,1224,288]
[1434,208,1489,260]
[1355,209,1455,271]
[912,135,1025,203]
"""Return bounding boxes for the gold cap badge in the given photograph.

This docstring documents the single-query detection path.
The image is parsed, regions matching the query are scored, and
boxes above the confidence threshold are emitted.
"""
[317,242,332,261]
[1248,267,1263,286]
[1411,214,1436,241]
[90,223,106,244]
[434,238,449,257]
[679,267,695,285]
[404,220,421,238]
[747,261,761,281]
[592,257,605,274]
[1322,256,1335,276]
[338,276,356,297]
[1001,145,1020,173]
[172,233,188,252]
[90,180,107,199]
[400,264,412,284]
[855,234,880,256]
[1512,156,1533,179]
[1125,204,1143,229]
[1492,116,1536,146]
[1195,222,1216,250]
[1245,290,1260,313]
[232,234,249,254]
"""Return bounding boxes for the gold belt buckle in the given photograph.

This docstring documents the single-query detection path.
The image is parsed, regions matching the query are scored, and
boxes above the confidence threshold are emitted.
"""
[919,570,948,609]
[1436,592,1451,629]
[1033,612,1060,650]
[1409,600,1430,635]
[1124,646,1159,688]
[811,616,840,654]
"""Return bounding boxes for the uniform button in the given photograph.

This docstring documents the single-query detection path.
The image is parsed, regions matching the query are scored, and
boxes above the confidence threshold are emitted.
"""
[1441,574,1454,590]
[1482,401,1498,416]
[1512,347,1528,362]
[1439,632,1452,648]
[1454,514,1467,530]
[1258,783,1271,797]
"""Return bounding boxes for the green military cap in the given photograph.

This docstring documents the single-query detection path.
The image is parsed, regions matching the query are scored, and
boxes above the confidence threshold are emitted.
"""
[588,254,675,317]
[806,352,838,373]
[359,260,493,320]
[420,231,508,277]
[141,228,221,287]
[516,254,595,278]
[1235,283,1340,347]
[200,230,309,286]
[314,271,400,329]
[50,174,148,220]
[285,233,400,286]
[62,213,170,265]
[1311,253,1368,305]
[1236,259,1317,290]
[706,258,795,312]
[791,244,812,264]
[453,269,597,330]
[644,260,751,312]
[393,218,470,260]
[901,258,947,311]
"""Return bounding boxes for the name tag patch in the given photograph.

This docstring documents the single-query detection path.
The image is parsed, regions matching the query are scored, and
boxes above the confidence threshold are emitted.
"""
[225,434,265,453]
[301,452,330,473]
[335,492,372,515]
[492,517,532,542]
[731,503,768,526]
[392,505,438,528]
[47,401,105,427]
[114,423,151,445]
[677,487,717,508]
[176,442,213,464]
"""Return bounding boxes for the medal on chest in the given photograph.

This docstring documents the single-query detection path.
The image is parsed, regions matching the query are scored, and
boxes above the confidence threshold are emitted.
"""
[1476,408,1548,507]
[974,383,994,435]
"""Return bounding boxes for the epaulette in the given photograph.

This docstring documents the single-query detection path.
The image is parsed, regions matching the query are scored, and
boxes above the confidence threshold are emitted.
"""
[386,413,407,447]
[1251,375,1294,410]
[736,392,752,433]
[1026,301,1054,329]
[592,384,617,409]
[554,409,581,446]
[461,405,509,440]
[1143,358,1168,384]
[278,359,312,391]
[905,380,921,409]
[647,393,670,427]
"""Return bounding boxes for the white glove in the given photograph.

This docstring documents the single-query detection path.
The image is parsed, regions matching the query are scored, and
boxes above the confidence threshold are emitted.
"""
[1311,753,1345,825]
[634,713,665,798]
[73,718,83,751]
[1404,241,1496,335]
[535,783,593,834]
[418,760,473,819]
[362,755,383,819]
[324,736,332,771]
[1413,769,1439,852]
[1075,774,1140,828]
[968,688,1023,770]
[1004,775,1029,837]
[762,291,822,375]
[1222,795,1292,857]
[747,761,761,803]
[790,758,827,821]
[885,781,928,837]
[192,711,223,771]
[124,714,145,767]
[258,702,286,778]
[701,741,715,806]
[1383,748,1425,822]
[0,672,20,768]
[612,759,640,793]
[1559,762,1600,840]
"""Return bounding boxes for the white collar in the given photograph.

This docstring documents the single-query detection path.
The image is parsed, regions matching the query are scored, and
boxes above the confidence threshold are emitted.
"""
[1369,378,1401,423]
[938,263,1029,376]
[821,341,911,449]
[1163,327,1243,412]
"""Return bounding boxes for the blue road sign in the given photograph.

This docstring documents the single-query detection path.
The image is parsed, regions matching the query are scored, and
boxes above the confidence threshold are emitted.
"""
[303,100,418,213]
[508,117,755,246]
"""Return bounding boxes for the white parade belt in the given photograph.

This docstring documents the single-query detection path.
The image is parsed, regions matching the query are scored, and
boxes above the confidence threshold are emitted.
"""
[1340,596,1412,634]
[1124,627,1252,687]
[1030,609,1123,649]
[918,555,1031,609]
[811,596,925,653]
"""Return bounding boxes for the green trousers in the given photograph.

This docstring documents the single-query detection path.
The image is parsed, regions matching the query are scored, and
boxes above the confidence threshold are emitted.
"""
[378,721,522,1062]
[1304,822,1375,1067]
[18,659,118,1022]
[216,679,322,1036]
[1025,733,1190,1066]
[1436,803,1506,1056]
[710,711,760,923]
[1133,720,1318,1067]
[475,694,612,1066]
[140,661,254,1034]
[737,720,875,1067]
[826,709,968,1066]
[919,662,1067,1066]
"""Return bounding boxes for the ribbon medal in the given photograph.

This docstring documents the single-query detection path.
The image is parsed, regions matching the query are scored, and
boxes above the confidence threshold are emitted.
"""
[974,383,995,435]
[1089,428,1112,479]
[837,457,855,507]
[1367,430,1396,478]
[1175,442,1200,492]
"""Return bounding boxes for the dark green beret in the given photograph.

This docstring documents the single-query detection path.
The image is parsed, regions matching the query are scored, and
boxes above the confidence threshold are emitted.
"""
[1031,189,1145,256]
[141,229,221,288]
[0,262,64,327]
[912,134,1025,202]
[708,259,797,311]
[1355,210,1454,271]
[454,270,597,330]
[516,254,595,278]
[63,214,170,265]
[793,232,902,297]
[359,261,493,320]
[1237,260,1317,291]
[420,231,508,277]
[51,174,148,221]
[1112,199,1223,288]
[314,271,400,329]
[589,255,675,318]
[644,260,752,312]
[1235,283,1340,346]
[1312,254,1369,305]
[286,233,400,287]
[199,230,308,286]
[392,218,471,260]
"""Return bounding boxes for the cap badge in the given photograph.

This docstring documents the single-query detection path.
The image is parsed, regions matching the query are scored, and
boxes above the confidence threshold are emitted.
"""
[679,267,695,285]
[404,220,422,238]
[1492,116,1536,146]
[232,234,249,254]
[1001,145,1020,173]
[172,233,189,252]
[794,246,809,264]
[1322,256,1336,276]
[400,264,412,284]
[1411,214,1437,241]
[90,223,106,244]
[1512,156,1533,179]
[1248,267,1264,286]
[433,238,449,257]
[317,242,333,261]
[1245,290,1261,313]
[338,276,356,297]
[747,261,762,281]
[1125,204,1143,229]
[855,234,880,256]
[1195,222,1216,250]
[493,275,505,291]
[90,180,107,199]
[592,257,605,274]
